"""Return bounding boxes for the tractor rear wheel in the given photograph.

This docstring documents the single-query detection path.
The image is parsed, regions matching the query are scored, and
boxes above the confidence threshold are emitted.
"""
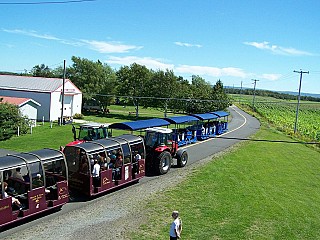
[177,150,188,167]
[157,151,172,174]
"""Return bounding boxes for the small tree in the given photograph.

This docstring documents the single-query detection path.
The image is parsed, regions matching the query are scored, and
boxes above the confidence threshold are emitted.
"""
[0,101,29,141]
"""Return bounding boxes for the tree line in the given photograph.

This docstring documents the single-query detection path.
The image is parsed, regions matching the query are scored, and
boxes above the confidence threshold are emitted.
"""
[2,56,231,114]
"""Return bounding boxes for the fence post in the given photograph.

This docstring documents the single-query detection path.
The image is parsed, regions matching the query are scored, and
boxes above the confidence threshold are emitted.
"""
[42,116,44,126]
[30,125,33,134]
[17,126,20,136]
[50,120,53,129]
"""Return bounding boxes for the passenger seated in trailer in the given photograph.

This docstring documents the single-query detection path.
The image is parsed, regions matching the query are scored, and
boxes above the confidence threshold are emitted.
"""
[113,154,123,180]
[98,154,108,170]
[80,156,89,173]
[12,168,24,181]
[135,152,142,162]
[105,153,111,167]
[1,182,22,210]
[89,155,95,168]
[201,125,205,134]
[32,174,44,188]
[115,154,123,168]
[109,154,116,169]
[4,170,12,181]
[92,159,100,187]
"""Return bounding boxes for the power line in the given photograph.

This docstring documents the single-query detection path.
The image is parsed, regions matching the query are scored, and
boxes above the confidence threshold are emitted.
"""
[0,0,97,5]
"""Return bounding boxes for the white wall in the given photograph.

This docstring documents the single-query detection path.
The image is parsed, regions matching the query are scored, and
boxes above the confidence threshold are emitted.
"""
[20,102,38,120]
[51,80,82,121]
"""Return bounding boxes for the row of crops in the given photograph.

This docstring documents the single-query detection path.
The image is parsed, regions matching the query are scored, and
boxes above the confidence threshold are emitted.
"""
[231,94,320,142]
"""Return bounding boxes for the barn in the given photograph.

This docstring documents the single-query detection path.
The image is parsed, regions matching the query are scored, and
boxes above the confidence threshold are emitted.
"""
[0,75,82,121]
[0,96,41,121]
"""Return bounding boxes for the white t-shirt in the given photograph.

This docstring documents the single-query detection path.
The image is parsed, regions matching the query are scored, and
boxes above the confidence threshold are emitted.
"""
[92,163,100,177]
[169,218,181,237]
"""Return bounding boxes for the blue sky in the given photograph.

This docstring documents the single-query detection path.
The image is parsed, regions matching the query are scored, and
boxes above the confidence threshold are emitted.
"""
[1,0,320,94]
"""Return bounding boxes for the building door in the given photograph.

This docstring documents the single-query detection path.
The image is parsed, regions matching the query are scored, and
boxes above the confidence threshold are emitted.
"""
[63,95,73,117]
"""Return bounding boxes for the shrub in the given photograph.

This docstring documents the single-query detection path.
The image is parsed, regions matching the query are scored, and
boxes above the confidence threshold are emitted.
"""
[73,113,84,119]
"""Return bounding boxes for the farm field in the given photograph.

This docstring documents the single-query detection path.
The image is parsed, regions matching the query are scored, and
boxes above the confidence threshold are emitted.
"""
[130,125,320,239]
[230,94,320,142]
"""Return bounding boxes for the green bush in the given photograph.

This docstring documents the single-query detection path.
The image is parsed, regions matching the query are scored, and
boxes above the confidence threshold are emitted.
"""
[0,102,29,141]
[73,113,84,119]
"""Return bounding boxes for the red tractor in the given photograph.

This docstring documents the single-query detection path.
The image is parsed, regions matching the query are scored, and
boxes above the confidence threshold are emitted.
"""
[144,127,188,174]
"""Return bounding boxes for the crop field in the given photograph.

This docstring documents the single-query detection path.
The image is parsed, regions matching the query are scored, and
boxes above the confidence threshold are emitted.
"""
[230,94,320,142]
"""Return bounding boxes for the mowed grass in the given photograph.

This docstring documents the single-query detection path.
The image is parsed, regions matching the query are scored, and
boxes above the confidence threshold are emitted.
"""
[130,126,320,240]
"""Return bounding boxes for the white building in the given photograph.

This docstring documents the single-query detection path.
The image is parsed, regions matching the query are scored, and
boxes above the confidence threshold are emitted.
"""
[0,96,41,120]
[0,75,82,121]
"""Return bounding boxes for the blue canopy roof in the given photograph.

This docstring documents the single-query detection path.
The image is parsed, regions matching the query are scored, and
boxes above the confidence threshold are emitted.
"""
[164,115,199,124]
[109,118,170,131]
[211,111,229,117]
[189,113,218,121]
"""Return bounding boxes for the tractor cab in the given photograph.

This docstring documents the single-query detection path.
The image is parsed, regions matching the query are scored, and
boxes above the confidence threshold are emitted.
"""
[67,122,110,146]
[144,127,177,154]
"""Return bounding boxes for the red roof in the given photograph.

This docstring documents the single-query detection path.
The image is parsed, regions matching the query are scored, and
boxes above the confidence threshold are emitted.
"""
[0,96,40,106]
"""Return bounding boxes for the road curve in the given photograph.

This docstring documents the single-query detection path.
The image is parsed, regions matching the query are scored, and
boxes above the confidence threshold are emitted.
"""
[181,105,260,165]
[0,105,260,239]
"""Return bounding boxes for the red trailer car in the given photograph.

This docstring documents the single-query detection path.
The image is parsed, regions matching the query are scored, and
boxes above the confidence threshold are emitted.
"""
[0,149,69,227]
[64,134,145,197]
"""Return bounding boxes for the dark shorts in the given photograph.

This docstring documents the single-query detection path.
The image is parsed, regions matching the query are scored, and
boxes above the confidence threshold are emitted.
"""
[170,237,178,240]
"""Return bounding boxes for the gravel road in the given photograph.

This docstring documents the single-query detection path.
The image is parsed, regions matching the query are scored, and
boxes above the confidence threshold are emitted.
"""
[0,106,260,239]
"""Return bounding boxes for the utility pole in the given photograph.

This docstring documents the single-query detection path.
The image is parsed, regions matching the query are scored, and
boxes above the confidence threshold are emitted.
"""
[60,60,66,126]
[293,69,309,133]
[251,79,259,110]
[239,81,243,104]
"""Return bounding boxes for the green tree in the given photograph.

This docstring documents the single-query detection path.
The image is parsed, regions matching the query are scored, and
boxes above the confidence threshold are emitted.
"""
[116,63,152,116]
[31,64,55,78]
[211,79,231,110]
[0,100,29,141]
[68,56,117,110]
[145,69,179,115]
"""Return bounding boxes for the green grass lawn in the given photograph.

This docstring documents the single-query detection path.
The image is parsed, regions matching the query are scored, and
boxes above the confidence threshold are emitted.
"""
[130,126,320,240]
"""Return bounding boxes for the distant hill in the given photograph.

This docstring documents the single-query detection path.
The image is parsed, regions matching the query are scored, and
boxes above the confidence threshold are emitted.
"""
[277,91,320,98]
[225,86,320,99]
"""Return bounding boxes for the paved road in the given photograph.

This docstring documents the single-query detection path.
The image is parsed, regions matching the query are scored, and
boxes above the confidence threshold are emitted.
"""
[0,105,260,238]
[182,105,260,165]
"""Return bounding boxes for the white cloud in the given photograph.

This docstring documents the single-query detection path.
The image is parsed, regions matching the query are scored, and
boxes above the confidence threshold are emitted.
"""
[175,65,248,78]
[2,28,142,53]
[259,73,282,81]
[2,28,60,41]
[106,56,174,70]
[244,41,313,56]
[81,40,143,53]
[174,41,202,48]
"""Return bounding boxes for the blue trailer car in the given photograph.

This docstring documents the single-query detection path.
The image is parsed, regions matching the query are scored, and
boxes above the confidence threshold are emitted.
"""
[211,111,230,134]
[164,115,199,146]
[189,113,219,140]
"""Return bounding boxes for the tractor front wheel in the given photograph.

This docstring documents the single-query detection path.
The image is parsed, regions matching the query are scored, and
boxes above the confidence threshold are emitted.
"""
[157,151,172,175]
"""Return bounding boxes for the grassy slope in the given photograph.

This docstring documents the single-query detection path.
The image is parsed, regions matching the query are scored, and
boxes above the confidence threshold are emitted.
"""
[131,126,320,240]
